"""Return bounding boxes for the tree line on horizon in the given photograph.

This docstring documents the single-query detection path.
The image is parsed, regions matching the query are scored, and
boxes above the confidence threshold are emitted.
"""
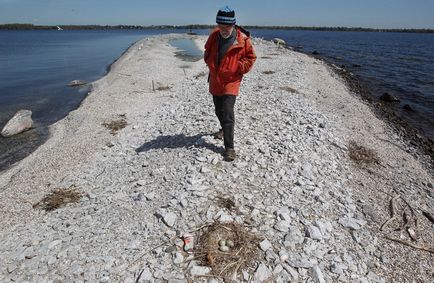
[1,23,433,33]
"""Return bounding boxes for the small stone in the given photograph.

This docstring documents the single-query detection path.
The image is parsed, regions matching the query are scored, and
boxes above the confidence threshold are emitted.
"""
[190,266,211,277]
[160,212,177,227]
[338,217,364,230]
[380,255,389,264]
[259,239,272,251]
[137,180,146,186]
[48,239,62,250]
[218,213,233,222]
[311,265,326,283]
[330,263,346,275]
[254,263,272,282]
[274,220,291,232]
[173,252,184,264]
[200,166,210,173]
[306,225,322,241]
[367,271,385,283]
[287,258,314,268]
[68,79,86,87]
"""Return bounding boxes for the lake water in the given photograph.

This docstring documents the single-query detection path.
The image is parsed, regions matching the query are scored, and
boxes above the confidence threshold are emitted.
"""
[0,29,433,171]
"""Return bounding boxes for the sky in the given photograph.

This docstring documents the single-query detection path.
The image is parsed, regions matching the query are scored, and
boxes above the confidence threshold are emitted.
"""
[1,0,434,29]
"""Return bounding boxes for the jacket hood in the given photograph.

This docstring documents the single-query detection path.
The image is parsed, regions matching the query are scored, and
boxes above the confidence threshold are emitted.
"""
[235,25,250,37]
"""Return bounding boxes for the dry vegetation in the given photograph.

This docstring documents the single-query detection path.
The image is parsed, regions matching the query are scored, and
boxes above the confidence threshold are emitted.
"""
[348,141,380,164]
[33,186,83,212]
[102,114,127,135]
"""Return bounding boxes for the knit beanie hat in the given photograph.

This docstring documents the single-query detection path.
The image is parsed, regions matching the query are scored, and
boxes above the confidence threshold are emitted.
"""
[216,6,236,25]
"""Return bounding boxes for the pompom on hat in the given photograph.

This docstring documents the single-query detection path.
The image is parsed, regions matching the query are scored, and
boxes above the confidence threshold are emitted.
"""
[216,6,236,25]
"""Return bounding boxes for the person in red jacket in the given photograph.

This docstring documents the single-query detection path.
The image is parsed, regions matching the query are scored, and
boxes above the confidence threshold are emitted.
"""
[204,6,256,161]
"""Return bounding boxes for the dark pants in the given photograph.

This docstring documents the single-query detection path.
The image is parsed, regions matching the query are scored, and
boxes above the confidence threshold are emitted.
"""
[213,95,236,149]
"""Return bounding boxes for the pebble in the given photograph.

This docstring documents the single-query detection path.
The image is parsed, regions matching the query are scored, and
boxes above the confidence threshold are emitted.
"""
[306,225,323,241]
[189,266,211,277]
[259,239,272,251]
[311,265,326,283]
[254,263,272,282]
[161,212,177,227]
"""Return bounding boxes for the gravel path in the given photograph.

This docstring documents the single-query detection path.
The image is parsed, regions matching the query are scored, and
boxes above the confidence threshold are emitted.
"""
[0,34,432,282]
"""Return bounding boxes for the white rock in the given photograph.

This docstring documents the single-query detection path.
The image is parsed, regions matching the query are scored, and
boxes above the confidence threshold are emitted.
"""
[259,239,272,251]
[189,266,211,277]
[161,212,177,227]
[306,225,323,241]
[1,109,33,137]
[311,265,326,283]
[254,263,272,282]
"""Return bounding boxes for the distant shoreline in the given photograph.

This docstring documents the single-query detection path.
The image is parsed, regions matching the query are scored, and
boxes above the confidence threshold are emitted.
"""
[1,23,434,33]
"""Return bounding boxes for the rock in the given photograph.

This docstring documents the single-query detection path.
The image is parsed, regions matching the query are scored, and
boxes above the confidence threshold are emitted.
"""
[254,263,272,282]
[1,110,33,137]
[159,211,177,227]
[338,217,365,230]
[259,239,272,251]
[274,220,291,232]
[306,225,322,241]
[379,92,400,102]
[173,252,184,265]
[218,213,233,222]
[367,271,385,283]
[284,226,304,246]
[273,38,286,46]
[287,258,314,268]
[68,80,87,87]
[189,266,211,277]
[275,207,291,221]
[403,104,415,112]
[330,263,347,275]
[311,265,326,283]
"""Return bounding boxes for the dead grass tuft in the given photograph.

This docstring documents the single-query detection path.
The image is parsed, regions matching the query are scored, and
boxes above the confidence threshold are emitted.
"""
[348,141,380,164]
[262,70,275,75]
[196,222,261,281]
[216,196,237,212]
[33,186,83,212]
[279,86,299,94]
[103,114,127,135]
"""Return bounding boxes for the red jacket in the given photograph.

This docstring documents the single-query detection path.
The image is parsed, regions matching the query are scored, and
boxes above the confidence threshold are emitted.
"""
[204,26,256,96]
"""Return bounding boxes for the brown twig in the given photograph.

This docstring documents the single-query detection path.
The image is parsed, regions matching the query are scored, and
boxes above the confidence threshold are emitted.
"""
[385,236,434,254]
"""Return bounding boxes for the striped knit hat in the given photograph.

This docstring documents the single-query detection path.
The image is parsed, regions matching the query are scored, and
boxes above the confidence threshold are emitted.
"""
[216,6,236,25]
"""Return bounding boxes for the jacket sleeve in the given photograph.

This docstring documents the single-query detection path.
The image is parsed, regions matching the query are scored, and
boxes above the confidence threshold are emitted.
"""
[204,36,212,65]
[238,38,257,75]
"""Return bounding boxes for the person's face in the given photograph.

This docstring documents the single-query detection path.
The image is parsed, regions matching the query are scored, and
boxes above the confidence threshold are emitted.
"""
[218,24,234,39]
